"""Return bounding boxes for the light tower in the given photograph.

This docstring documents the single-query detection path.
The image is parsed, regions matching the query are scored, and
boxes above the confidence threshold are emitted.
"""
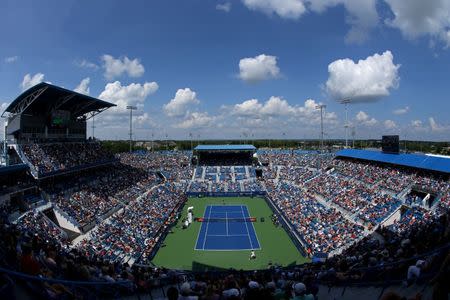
[340,98,351,148]
[2,118,7,166]
[126,105,137,152]
[91,116,95,140]
[315,104,326,153]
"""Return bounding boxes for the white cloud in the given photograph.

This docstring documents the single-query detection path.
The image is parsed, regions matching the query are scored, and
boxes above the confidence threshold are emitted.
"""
[325,50,400,102]
[232,99,263,116]
[238,54,280,83]
[76,59,99,70]
[385,0,450,47]
[95,81,158,131]
[174,112,216,129]
[135,112,157,127]
[443,30,450,48]
[98,81,158,114]
[429,117,448,131]
[216,2,232,12]
[21,73,45,91]
[0,102,9,115]
[384,119,397,129]
[101,54,145,79]
[308,0,379,44]
[411,120,423,128]
[163,88,200,117]
[355,110,377,126]
[74,77,90,95]
[393,106,410,115]
[242,0,306,19]
[231,97,337,126]
[232,96,296,117]
[4,56,19,63]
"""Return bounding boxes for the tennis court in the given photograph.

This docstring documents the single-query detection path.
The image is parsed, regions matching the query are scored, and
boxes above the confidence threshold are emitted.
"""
[195,205,261,250]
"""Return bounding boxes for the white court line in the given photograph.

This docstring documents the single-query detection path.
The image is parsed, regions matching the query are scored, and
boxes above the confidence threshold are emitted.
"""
[244,205,261,249]
[241,205,254,249]
[202,206,213,250]
[207,234,249,237]
[194,205,207,250]
[225,212,229,236]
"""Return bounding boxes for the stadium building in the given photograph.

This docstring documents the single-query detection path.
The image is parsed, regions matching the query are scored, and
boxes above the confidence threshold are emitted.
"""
[0,84,449,299]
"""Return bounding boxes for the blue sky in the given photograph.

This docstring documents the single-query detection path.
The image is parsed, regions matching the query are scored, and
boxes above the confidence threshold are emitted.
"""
[1,0,449,140]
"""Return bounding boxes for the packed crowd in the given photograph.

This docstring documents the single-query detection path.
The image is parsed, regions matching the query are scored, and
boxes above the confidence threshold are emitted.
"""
[76,183,186,264]
[356,193,402,226]
[46,164,160,228]
[118,151,192,181]
[0,148,449,299]
[267,181,365,255]
[387,207,436,234]
[2,207,448,299]
[21,142,115,175]
[304,173,403,225]
[258,150,334,170]
[333,158,450,196]
[278,167,317,184]
[16,211,69,247]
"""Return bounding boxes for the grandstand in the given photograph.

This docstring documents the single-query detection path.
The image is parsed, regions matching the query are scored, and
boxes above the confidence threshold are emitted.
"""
[0,85,449,299]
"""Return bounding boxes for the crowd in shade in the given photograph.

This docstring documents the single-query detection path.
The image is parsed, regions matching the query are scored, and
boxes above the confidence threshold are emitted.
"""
[387,207,436,235]
[45,164,160,227]
[3,198,448,299]
[21,142,115,175]
[16,211,69,247]
[76,183,186,265]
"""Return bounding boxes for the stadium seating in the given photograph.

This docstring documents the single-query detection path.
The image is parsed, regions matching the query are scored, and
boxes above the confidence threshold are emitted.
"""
[21,142,115,176]
[1,149,449,299]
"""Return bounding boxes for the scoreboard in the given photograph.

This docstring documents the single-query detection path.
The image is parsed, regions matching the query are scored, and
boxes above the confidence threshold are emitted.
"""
[382,135,399,154]
[50,110,71,128]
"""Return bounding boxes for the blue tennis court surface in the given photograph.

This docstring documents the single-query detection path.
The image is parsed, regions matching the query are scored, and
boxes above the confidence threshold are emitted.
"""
[195,205,261,250]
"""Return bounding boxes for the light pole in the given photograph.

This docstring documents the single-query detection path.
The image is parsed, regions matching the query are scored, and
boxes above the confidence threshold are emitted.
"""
[151,132,154,152]
[91,116,95,140]
[2,118,7,166]
[189,132,193,151]
[126,105,137,152]
[351,125,355,148]
[340,98,351,148]
[316,104,326,153]
[165,133,168,150]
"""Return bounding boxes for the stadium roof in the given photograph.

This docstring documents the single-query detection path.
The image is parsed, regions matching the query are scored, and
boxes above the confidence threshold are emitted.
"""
[336,149,450,174]
[194,144,256,151]
[0,163,28,176]
[1,82,115,120]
